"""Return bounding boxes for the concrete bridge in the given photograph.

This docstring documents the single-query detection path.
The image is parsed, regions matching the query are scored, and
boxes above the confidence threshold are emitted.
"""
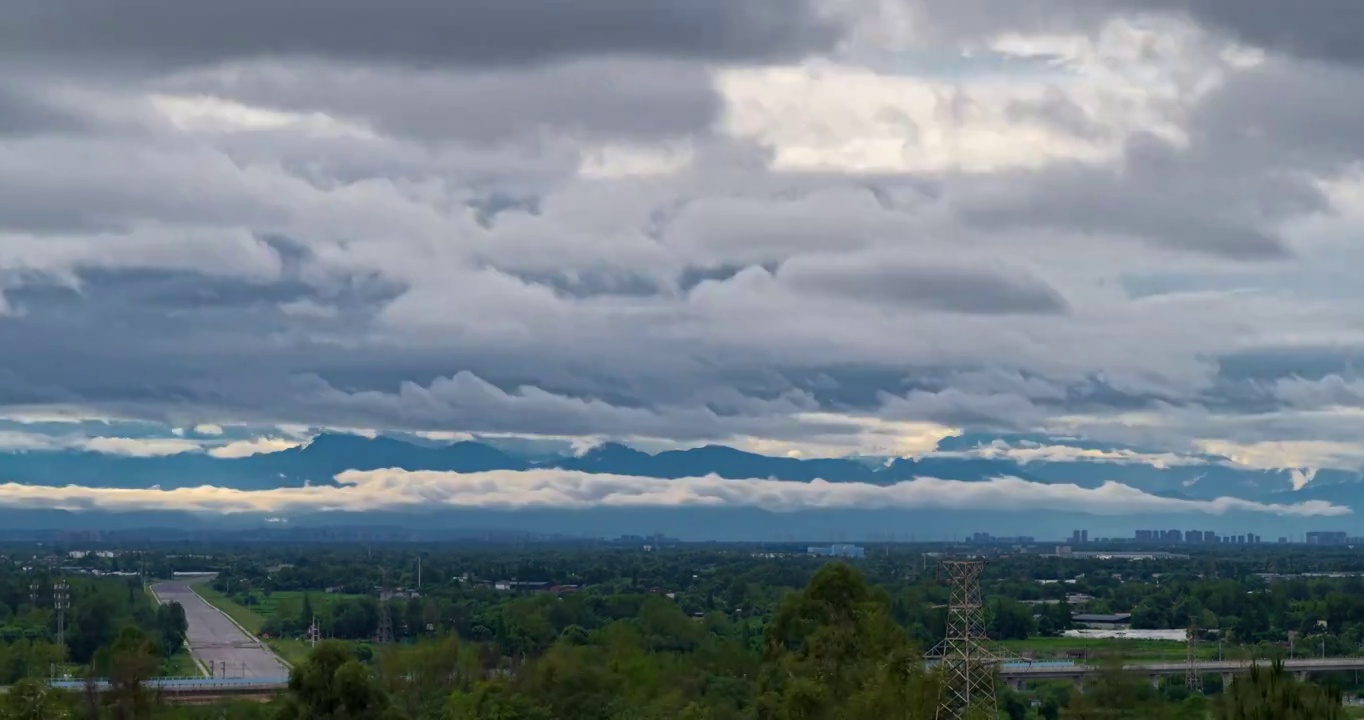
[22,676,291,704]
[995,657,1364,689]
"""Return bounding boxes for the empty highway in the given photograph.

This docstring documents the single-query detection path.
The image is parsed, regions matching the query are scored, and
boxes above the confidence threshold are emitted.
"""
[152,579,290,680]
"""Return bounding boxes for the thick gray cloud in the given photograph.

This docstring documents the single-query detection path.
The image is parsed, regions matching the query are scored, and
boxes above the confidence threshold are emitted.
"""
[899,0,1364,65]
[1,0,840,70]
[1133,0,1364,64]
[0,82,90,137]
[776,253,1070,315]
[3,0,1364,476]
[160,59,722,144]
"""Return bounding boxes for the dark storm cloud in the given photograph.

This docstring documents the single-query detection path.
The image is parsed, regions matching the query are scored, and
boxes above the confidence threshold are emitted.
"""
[2,0,841,71]
[1192,60,1364,168]
[0,82,88,137]
[918,0,1364,65]
[959,131,1308,261]
[1132,0,1364,65]
[777,254,1071,315]
[162,59,722,144]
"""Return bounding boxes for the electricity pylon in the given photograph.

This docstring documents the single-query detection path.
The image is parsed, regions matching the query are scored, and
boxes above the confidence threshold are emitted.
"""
[927,560,1004,720]
[1186,617,1203,692]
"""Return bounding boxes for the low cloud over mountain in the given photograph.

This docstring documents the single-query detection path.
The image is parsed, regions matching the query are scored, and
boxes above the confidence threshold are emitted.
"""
[6,0,1364,537]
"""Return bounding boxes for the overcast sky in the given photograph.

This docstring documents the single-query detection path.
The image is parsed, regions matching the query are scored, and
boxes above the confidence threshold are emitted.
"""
[5,0,1364,474]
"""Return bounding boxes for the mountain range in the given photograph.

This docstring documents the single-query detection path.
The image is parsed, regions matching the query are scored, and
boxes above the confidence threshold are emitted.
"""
[0,432,1359,540]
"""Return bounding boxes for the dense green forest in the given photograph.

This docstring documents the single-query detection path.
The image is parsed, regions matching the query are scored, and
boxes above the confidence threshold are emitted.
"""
[200,545,1364,657]
[6,543,1364,718]
[0,561,1355,720]
[0,565,187,685]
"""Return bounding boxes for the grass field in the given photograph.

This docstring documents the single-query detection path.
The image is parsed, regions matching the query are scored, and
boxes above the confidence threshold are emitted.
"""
[189,581,366,666]
[268,638,318,667]
[161,650,203,677]
[192,583,362,628]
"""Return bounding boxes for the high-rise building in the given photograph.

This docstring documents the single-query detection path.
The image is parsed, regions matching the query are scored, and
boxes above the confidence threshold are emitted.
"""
[1186,530,1203,543]
[1306,531,1348,546]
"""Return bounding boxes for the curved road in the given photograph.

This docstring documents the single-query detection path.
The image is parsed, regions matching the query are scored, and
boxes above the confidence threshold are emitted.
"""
[152,580,290,680]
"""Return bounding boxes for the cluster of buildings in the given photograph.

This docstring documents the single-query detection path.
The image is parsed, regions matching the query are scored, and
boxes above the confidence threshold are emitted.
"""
[954,527,1364,548]
[613,533,681,549]
[969,533,1038,545]
[1305,531,1351,546]
[1131,529,1263,544]
[807,544,866,559]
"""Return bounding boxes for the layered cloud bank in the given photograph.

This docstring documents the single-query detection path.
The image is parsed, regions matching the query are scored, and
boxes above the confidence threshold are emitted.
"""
[7,0,1364,488]
[0,469,1345,518]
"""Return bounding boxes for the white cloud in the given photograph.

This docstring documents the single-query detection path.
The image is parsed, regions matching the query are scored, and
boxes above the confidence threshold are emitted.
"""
[0,468,1344,518]
[942,439,1208,469]
[193,423,224,436]
[207,437,303,459]
[80,437,203,457]
[0,430,205,456]
[0,431,62,452]
[1193,439,1364,483]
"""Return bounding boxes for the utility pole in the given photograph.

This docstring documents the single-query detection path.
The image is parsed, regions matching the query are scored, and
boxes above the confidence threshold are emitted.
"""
[308,615,321,648]
[53,582,70,649]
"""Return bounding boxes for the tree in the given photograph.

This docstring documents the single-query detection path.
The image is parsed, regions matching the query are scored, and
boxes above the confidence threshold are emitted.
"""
[448,680,550,720]
[1217,660,1345,720]
[299,594,315,634]
[275,640,396,720]
[105,627,158,720]
[1,679,68,720]
[757,563,933,720]
[155,602,187,659]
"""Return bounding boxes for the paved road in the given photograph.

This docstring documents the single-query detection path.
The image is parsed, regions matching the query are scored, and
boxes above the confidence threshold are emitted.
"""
[151,580,290,680]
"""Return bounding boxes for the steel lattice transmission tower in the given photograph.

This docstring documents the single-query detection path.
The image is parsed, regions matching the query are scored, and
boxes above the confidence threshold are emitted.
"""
[375,589,394,645]
[376,603,394,644]
[928,560,1002,720]
[53,582,70,649]
[1185,617,1202,693]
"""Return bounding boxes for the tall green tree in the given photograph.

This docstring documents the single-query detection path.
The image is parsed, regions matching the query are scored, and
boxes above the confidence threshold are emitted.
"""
[0,679,68,720]
[1217,661,1344,720]
[275,640,396,720]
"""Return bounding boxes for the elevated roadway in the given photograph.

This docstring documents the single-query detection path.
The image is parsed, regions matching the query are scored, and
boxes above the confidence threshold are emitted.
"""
[995,657,1364,688]
[1,677,288,704]
[151,580,291,679]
